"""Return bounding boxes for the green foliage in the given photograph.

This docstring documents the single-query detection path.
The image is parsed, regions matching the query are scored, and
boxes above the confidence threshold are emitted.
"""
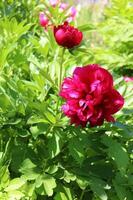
[0,0,132,200]
[102,135,129,174]
[87,0,133,76]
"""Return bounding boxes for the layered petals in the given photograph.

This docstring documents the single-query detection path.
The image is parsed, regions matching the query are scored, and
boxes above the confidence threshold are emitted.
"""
[59,77,87,99]
[73,64,113,93]
[103,89,124,119]
[54,22,83,48]
[60,64,124,127]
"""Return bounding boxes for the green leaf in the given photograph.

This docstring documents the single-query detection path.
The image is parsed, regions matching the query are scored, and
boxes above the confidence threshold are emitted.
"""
[0,166,10,190]
[43,176,56,196]
[68,136,86,164]
[27,115,49,124]
[44,110,56,124]
[0,93,14,111]
[54,186,73,200]
[89,177,108,200]
[45,165,58,174]
[113,180,132,200]
[7,190,24,200]
[102,136,129,174]
[19,159,40,180]
[78,24,95,32]
[64,170,76,183]
[35,174,56,197]
[113,122,133,139]
[5,178,25,191]
[48,132,63,158]
[0,192,8,199]
[30,123,49,139]
[21,182,36,198]
[0,18,31,70]
[76,176,89,190]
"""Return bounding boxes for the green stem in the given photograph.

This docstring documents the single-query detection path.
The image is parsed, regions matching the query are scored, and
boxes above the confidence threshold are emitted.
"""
[56,48,65,114]
[43,2,55,24]
[59,48,65,88]
[79,190,85,200]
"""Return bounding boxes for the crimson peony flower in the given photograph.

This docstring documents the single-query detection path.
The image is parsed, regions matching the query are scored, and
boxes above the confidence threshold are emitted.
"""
[60,64,124,127]
[54,22,83,48]
[39,12,49,27]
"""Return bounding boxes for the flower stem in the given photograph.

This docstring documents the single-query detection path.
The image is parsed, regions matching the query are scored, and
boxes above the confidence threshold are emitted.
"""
[56,48,65,114]
[59,48,65,89]
[79,190,85,200]
[43,2,55,24]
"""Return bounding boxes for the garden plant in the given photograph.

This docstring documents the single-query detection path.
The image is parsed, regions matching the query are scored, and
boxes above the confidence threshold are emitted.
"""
[0,0,132,199]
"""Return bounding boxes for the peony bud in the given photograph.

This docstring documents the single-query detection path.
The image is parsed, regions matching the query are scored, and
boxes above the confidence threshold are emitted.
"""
[54,22,83,49]
[39,12,49,27]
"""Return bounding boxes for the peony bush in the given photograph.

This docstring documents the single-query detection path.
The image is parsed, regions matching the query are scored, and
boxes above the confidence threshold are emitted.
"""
[0,0,132,200]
